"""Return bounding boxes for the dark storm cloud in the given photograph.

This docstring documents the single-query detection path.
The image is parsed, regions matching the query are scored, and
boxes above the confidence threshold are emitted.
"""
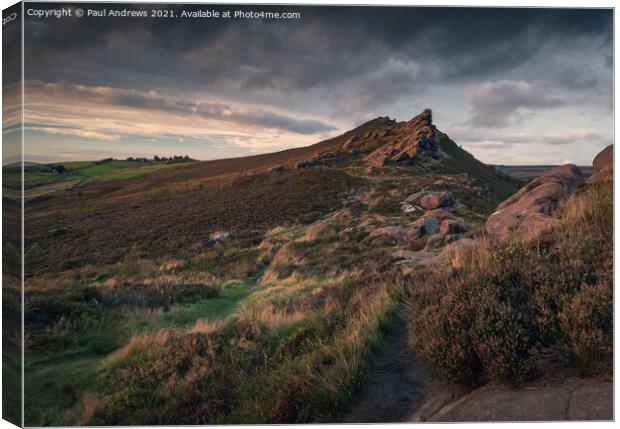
[2,3,22,86]
[23,5,612,94]
[20,4,613,164]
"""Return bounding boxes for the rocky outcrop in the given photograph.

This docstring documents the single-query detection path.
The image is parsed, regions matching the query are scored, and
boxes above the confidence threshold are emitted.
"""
[268,164,284,172]
[295,151,346,169]
[405,190,455,210]
[368,217,440,246]
[588,145,613,183]
[341,117,397,154]
[485,164,585,239]
[364,109,443,172]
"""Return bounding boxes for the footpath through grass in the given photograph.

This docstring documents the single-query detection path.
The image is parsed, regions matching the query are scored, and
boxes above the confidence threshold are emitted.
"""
[24,277,258,426]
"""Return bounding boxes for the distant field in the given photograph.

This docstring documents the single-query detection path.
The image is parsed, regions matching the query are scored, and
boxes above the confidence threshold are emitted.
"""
[3,159,195,192]
[494,165,593,182]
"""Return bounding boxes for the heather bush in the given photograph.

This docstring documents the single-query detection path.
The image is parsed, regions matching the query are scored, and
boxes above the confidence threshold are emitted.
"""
[408,182,612,387]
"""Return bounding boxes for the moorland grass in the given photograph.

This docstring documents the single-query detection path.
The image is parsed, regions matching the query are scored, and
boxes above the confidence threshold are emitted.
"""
[23,253,264,426]
[65,213,404,425]
[407,181,613,387]
[92,273,401,425]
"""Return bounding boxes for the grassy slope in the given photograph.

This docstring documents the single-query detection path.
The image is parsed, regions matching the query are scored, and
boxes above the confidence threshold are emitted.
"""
[4,160,194,190]
[76,161,186,181]
[437,133,521,203]
[26,169,365,274]
[25,277,258,426]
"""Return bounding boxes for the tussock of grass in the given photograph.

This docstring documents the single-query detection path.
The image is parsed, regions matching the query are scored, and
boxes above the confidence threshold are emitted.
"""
[407,182,612,387]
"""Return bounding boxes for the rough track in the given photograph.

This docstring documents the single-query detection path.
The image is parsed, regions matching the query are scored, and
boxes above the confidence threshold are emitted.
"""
[344,317,441,423]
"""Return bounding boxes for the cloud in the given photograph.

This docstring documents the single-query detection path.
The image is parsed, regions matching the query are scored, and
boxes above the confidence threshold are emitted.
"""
[26,81,336,136]
[21,7,612,112]
[464,80,565,128]
[31,126,122,141]
[16,6,613,164]
[447,126,610,149]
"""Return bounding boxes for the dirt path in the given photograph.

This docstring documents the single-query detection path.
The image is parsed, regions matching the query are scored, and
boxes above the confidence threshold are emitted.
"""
[343,315,613,423]
[344,317,440,423]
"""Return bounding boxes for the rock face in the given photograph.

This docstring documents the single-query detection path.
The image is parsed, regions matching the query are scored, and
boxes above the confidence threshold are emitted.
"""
[485,164,585,239]
[588,144,613,183]
[363,109,443,172]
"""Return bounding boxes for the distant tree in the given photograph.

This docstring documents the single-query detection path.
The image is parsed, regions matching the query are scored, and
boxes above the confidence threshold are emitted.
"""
[126,157,135,161]
[154,155,160,162]
[55,165,66,174]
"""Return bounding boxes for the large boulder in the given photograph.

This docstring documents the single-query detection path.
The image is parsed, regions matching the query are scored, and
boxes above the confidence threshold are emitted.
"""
[411,217,440,235]
[420,192,455,210]
[422,208,457,222]
[405,190,455,210]
[485,164,585,239]
[439,219,467,236]
[588,145,613,183]
[437,238,477,269]
[369,218,439,246]
[369,225,410,246]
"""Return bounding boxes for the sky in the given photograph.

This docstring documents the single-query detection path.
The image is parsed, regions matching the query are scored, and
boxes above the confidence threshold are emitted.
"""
[10,4,614,165]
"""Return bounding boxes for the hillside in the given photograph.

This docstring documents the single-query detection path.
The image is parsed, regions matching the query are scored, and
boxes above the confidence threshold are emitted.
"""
[24,110,519,274]
[45,110,515,195]
[22,111,610,426]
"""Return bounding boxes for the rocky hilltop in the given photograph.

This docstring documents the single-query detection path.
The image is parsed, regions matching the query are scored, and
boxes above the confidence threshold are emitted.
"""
[290,109,518,202]
[340,109,443,172]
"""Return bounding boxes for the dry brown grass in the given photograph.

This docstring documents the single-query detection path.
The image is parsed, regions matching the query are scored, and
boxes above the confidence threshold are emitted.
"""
[64,393,103,426]
[92,256,402,425]
[102,329,170,367]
